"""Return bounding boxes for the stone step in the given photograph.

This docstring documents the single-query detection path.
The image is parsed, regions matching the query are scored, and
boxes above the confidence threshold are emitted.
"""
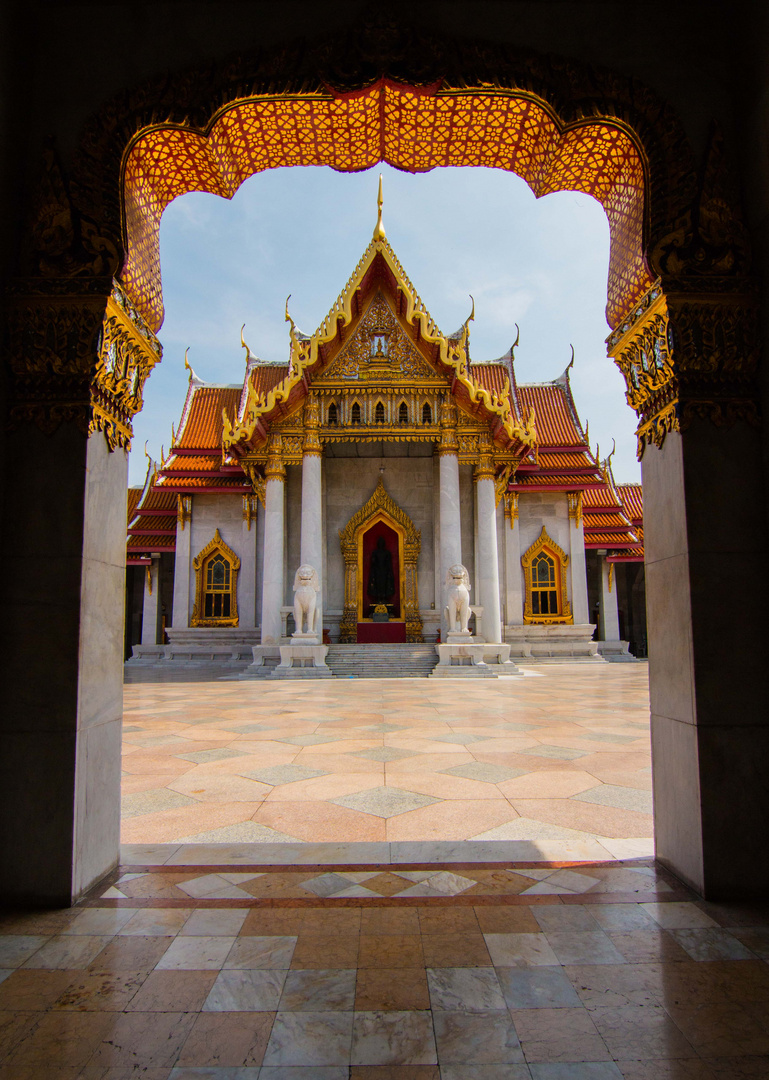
[325,642,439,678]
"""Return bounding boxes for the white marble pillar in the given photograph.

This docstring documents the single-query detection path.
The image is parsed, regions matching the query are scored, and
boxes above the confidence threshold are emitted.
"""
[475,469,503,644]
[598,554,620,640]
[503,495,524,625]
[260,448,286,645]
[239,496,258,628]
[141,560,161,644]
[438,449,462,637]
[300,397,324,637]
[567,494,590,625]
[171,497,192,628]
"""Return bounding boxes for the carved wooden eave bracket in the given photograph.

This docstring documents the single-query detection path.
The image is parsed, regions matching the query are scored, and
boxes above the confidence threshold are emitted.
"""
[221,236,537,460]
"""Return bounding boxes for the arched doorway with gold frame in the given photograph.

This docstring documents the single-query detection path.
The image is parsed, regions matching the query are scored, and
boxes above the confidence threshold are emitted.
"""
[339,478,422,644]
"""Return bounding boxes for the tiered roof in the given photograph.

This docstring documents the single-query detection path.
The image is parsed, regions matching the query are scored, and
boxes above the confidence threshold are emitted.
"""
[126,461,178,565]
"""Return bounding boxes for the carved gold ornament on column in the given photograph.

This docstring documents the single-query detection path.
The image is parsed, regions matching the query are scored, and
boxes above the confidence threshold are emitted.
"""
[339,478,423,643]
[608,280,760,458]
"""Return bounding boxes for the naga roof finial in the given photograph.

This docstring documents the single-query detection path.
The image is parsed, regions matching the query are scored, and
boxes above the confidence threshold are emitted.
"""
[240,323,253,362]
[373,173,386,241]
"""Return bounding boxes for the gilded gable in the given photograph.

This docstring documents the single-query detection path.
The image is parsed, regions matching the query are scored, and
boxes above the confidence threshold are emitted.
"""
[319,292,437,383]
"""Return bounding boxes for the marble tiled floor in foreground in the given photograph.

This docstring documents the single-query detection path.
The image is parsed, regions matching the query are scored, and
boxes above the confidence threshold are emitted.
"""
[2,858,769,1077]
[122,665,653,859]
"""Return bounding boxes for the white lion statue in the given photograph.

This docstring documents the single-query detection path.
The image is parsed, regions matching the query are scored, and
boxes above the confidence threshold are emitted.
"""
[445,563,471,634]
[292,564,320,636]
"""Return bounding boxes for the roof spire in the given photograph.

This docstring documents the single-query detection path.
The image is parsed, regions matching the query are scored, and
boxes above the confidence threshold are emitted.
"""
[373,173,386,241]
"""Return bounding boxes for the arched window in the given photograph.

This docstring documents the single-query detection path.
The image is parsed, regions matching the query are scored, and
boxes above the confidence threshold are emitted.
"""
[191,529,240,626]
[351,402,361,425]
[328,402,338,426]
[399,402,408,424]
[375,401,385,424]
[521,527,572,624]
[422,402,432,425]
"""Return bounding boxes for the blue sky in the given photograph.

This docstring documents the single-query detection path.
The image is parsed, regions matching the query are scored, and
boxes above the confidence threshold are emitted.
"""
[129,163,640,487]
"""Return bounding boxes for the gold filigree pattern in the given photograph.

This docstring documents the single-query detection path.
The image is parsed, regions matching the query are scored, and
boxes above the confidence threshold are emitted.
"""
[323,293,435,381]
[91,281,162,450]
[338,478,422,643]
[121,84,649,333]
[608,280,760,457]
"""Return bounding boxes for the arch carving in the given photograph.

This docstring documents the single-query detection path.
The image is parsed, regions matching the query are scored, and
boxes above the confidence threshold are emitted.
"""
[339,478,422,643]
[10,19,758,454]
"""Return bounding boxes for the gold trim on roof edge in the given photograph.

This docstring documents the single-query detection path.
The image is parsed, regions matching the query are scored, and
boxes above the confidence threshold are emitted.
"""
[222,237,537,455]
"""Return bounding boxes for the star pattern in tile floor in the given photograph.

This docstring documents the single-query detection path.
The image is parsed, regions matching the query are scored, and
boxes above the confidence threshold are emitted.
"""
[121,664,653,859]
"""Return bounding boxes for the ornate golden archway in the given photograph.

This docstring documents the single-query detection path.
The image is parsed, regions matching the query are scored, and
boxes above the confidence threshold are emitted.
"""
[339,478,422,643]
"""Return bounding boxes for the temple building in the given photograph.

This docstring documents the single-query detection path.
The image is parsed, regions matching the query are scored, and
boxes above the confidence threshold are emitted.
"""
[125,196,645,674]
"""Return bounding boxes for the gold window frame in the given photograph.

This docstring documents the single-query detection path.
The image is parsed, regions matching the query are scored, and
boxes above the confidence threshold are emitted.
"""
[191,528,241,627]
[522,527,572,625]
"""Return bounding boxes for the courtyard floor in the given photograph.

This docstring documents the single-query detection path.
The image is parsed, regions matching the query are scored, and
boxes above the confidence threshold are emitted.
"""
[4,664,769,1075]
[122,664,653,861]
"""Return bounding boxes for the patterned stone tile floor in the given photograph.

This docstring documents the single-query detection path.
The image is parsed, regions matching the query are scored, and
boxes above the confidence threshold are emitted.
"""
[2,857,769,1076]
[121,664,654,860]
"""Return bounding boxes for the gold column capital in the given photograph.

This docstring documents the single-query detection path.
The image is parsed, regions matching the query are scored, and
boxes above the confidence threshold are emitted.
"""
[302,393,323,458]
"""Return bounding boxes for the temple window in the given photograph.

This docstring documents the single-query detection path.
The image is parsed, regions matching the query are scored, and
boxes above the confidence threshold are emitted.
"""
[422,402,432,424]
[328,402,338,425]
[191,529,240,626]
[522,527,572,625]
[399,402,408,424]
[375,401,385,424]
[351,402,362,425]
[204,554,232,618]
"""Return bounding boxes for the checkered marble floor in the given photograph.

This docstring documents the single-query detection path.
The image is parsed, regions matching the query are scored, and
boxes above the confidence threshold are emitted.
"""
[122,664,653,858]
[2,856,768,1077]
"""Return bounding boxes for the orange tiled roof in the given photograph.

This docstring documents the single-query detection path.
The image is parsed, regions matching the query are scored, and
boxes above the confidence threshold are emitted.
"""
[248,364,289,407]
[536,451,597,470]
[583,485,623,510]
[517,384,584,447]
[583,511,633,529]
[515,473,600,488]
[470,363,510,396]
[584,531,640,547]
[618,482,644,523]
[177,385,242,449]
[127,487,142,524]
[157,475,249,490]
[127,533,176,551]
[161,454,223,474]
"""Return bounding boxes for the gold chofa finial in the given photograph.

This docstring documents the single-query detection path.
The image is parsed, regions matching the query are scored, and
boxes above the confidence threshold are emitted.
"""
[373,174,386,241]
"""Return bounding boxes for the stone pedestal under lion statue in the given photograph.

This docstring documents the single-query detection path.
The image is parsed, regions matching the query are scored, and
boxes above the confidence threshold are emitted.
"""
[432,564,518,678]
[271,565,331,678]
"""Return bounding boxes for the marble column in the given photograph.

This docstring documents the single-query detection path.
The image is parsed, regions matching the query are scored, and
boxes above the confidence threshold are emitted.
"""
[438,403,462,637]
[503,494,524,625]
[260,441,286,645]
[0,428,126,905]
[239,496,258,628]
[475,460,503,644]
[567,493,590,625]
[300,396,323,636]
[141,559,161,644]
[598,554,620,641]
[171,497,192,628]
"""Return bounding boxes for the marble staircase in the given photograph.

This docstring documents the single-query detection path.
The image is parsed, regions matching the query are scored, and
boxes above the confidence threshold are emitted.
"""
[325,643,440,678]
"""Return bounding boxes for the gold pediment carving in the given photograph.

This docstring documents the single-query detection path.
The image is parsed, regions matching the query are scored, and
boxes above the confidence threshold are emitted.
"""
[318,292,437,384]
